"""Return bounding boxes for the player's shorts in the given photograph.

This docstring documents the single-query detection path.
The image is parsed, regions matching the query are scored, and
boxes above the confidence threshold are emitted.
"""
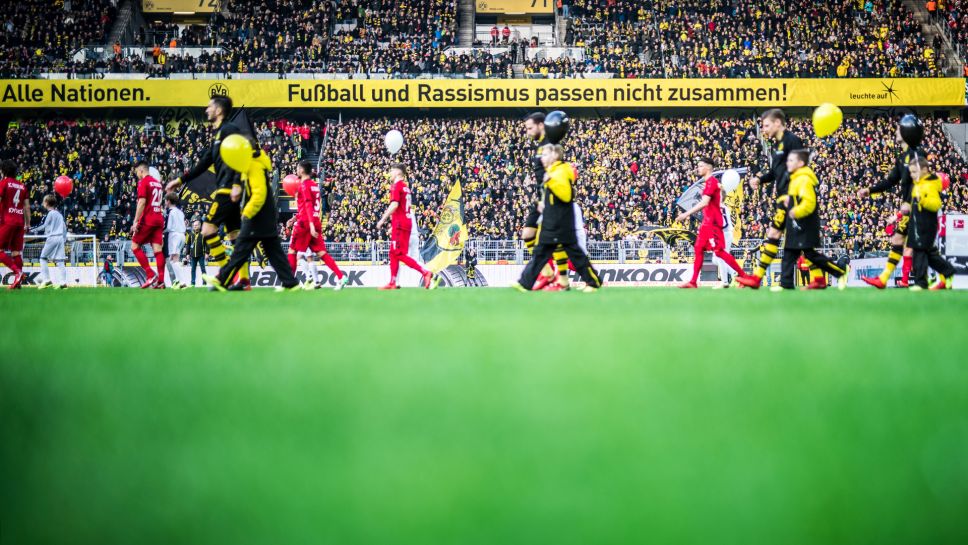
[695,224,726,252]
[40,237,66,261]
[524,204,541,230]
[205,194,241,234]
[167,234,186,257]
[132,223,164,246]
[0,223,24,252]
[290,223,326,254]
[390,226,411,258]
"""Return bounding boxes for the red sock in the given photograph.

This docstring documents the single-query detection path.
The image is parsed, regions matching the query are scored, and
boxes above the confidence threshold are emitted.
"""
[132,247,153,277]
[567,260,576,272]
[0,251,18,273]
[714,249,746,276]
[156,252,166,283]
[691,251,703,284]
[902,255,912,282]
[320,252,344,279]
[398,254,426,275]
[287,253,298,275]
[389,255,400,283]
[13,254,23,270]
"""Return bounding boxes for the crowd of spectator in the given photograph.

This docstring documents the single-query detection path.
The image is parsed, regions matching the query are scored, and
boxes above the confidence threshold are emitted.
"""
[3,116,321,242]
[3,0,958,78]
[550,0,950,78]
[320,114,966,255]
[0,0,116,77]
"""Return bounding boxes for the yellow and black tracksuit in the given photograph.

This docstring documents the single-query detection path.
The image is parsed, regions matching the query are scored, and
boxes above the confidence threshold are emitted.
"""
[908,173,954,288]
[517,160,602,289]
[178,120,242,268]
[214,151,299,289]
[779,166,847,289]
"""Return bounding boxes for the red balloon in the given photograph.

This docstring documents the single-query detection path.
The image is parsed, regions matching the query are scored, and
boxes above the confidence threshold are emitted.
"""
[54,175,73,198]
[939,172,951,191]
[282,174,300,197]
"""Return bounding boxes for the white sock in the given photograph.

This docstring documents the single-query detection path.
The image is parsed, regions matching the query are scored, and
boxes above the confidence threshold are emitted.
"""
[309,261,319,283]
[57,260,67,286]
[40,259,50,283]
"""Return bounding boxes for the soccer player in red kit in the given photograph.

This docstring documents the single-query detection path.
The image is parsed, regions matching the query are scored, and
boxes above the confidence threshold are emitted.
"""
[287,160,347,290]
[131,161,167,288]
[375,163,434,290]
[675,157,754,288]
[0,160,30,289]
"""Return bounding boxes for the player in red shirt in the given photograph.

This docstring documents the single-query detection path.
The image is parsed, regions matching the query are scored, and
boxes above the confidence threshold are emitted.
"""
[675,157,754,288]
[286,160,347,290]
[375,163,434,290]
[0,160,30,289]
[131,161,167,288]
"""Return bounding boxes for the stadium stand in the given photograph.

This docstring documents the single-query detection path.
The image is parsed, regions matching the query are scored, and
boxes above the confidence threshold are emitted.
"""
[6,0,961,77]
[5,114,964,257]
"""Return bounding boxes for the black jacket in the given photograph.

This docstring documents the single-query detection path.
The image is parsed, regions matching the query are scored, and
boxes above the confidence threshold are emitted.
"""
[759,129,804,195]
[869,146,921,204]
[179,120,242,195]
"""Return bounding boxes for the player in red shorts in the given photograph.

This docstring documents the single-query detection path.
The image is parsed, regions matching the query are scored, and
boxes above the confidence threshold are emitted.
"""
[375,163,434,290]
[286,160,347,290]
[675,157,754,288]
[130,161,167,289]
[0,160,30,289]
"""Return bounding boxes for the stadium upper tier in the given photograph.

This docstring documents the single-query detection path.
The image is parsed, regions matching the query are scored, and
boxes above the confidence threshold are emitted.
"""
[1,0,961,78]
[4,114,965,256]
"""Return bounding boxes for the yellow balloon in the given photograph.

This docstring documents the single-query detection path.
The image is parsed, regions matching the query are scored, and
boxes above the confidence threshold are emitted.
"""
[812,103,843,138]
[220,133,254,173]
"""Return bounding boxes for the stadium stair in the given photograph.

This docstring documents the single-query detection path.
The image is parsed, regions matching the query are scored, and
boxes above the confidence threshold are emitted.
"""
[458,0,475,47]
[902,0,963,76]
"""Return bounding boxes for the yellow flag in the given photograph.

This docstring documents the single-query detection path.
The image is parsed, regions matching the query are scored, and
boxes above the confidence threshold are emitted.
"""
[420,180,468,273]
[723,181,744,243]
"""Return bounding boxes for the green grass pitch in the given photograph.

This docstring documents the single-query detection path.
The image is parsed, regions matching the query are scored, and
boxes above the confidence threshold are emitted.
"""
[2,288,968,545]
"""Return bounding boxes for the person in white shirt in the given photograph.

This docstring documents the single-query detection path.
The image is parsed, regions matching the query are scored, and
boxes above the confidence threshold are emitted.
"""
[164,193,189,289]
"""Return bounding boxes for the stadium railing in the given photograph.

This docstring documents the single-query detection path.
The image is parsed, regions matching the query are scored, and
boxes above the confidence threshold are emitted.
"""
[90,238,857,266]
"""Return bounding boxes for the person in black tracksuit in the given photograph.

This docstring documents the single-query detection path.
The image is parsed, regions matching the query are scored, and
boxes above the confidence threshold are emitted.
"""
[166,95,242,275]
[521,112,548,249]
[739,108,805,288]
[857,132,922,288]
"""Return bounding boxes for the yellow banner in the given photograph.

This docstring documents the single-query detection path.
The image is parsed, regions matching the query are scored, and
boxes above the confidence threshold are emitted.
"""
[1,79,963,109]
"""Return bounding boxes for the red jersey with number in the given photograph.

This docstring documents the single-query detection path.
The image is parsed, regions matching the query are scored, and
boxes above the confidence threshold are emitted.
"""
[296,178,322,228]
[0,177,27,226]
[390,178,413,230]
[701,175,724,228]
[137,175,165,227]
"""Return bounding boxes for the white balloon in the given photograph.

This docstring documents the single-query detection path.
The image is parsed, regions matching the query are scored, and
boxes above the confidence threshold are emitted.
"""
[721,169,741,194]
[148,167,162,181]
[385,130,404,155]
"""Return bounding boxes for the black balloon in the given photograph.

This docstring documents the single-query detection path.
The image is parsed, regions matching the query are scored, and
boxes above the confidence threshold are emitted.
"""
[899,114,924,148]
[544,110,570,144]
